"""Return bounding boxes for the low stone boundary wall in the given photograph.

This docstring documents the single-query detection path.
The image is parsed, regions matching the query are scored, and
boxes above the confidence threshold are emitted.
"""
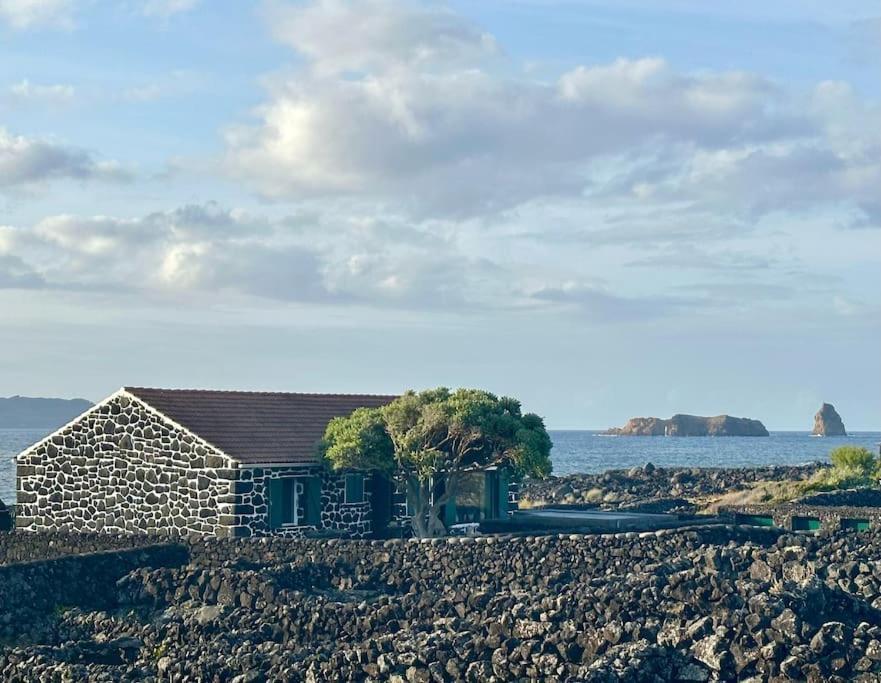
[0,544,187,640]
[0,530,165,566]
[797,488,881,507]
[183,524,783,574]
[723,503,881,532]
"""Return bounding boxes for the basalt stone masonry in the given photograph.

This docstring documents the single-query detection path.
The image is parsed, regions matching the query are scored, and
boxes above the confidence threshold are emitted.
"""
[16,392,238,536]
[15,388,394,539]
[238,465,373,538]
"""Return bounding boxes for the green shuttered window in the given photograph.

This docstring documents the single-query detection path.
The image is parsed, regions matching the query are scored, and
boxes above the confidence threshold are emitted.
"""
[344,473,365,504]
[268,476,322,529]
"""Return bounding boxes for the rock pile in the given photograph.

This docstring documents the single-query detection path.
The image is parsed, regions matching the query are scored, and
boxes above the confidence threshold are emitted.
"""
[4,526,881,680]
[520,463,825,510]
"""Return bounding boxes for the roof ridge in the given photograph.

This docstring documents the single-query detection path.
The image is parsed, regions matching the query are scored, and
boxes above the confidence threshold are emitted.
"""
[124,386,399,399]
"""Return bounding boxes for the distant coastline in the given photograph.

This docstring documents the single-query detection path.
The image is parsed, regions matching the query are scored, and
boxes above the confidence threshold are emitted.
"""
[0,396,93,430]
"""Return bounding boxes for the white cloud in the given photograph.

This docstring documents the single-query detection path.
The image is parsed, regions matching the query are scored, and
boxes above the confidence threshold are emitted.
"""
[262,0,498,76]
[142,0,200,18]
[0,203,514,310]
[5,79,75,103]
[0,0,75,29]
[225,0,876,227]
[0,127,131,189]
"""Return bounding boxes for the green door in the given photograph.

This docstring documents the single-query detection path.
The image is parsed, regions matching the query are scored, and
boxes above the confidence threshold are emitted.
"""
[369,474,393,534]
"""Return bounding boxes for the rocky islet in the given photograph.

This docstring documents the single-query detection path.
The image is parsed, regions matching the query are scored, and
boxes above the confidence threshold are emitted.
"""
[604,415,770,437]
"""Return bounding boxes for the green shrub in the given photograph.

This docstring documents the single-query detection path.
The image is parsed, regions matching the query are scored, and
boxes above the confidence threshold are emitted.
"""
[801,446,880,493]
[829,446,877,476]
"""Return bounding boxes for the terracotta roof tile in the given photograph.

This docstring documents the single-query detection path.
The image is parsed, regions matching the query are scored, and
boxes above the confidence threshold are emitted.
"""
[124,387,397,465]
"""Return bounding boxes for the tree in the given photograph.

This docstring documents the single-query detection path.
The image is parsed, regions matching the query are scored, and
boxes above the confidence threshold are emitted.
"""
[320,388,553,537]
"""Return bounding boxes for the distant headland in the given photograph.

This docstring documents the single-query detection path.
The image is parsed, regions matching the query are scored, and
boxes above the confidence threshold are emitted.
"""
[0,396,93,429]
[604,413,769,437]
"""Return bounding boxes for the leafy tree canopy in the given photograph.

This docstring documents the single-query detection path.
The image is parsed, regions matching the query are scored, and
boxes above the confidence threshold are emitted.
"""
[319,387,553,536]
[320,406,395,474]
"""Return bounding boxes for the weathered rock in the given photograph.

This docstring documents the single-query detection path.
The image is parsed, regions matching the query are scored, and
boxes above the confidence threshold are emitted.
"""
[812,403,847,436]
[606,413,769,436]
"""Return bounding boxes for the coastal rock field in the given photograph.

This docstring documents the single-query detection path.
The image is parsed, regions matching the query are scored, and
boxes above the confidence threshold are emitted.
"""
[4,525,881,681]
[518,463,825,512]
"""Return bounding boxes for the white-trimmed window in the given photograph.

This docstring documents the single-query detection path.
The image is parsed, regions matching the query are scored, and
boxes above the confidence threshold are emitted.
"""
[344,473,365,505]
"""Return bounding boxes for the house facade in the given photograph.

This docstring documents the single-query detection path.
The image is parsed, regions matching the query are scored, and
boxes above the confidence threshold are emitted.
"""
[15,387,516,538]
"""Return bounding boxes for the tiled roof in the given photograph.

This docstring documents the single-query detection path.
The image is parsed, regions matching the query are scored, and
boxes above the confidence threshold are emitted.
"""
[124,387,397,465]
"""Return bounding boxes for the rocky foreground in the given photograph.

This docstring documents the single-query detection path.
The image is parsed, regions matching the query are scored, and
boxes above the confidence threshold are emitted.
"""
[3,525,881,681]
[519,463,825,512]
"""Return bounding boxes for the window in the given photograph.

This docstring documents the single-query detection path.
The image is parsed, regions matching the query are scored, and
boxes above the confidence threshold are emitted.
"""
[269,476,321,529]
[344,473,365,504]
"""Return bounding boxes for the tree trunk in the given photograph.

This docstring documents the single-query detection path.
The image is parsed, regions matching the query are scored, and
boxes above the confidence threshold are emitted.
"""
[407,477,430,538]
[407,474,458,538]
[427,473,458,538]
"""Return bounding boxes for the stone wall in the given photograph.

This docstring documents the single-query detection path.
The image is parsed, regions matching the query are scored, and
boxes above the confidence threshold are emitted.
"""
[798,488,881,508]
[724,502,881,532]
[14,392,372,539]
[0,544,187,641]
[16,393,238,536]
[182,524,783,569]
[0,530,162,566]
[234,466,372,538]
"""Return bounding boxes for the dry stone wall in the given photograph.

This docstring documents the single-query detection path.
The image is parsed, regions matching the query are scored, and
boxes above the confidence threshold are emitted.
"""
[0,544,187,641]
[0,530,160,566]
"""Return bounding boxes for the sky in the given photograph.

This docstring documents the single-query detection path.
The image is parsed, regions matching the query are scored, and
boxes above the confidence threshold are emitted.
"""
[0,0,879,430]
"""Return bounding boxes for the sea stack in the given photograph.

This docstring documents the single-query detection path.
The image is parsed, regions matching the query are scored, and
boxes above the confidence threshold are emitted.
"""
[812,403,846,436]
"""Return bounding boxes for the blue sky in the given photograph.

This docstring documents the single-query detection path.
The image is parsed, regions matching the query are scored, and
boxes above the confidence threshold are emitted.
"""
[1,0,879,429]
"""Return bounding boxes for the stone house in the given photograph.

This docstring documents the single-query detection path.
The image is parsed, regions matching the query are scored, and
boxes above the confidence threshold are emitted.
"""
[15,387,516,538]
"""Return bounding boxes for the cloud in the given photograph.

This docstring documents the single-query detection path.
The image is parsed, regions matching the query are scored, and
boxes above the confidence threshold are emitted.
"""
[0,0,75,29]
[0,251,44,288]
[4,79,75,104]
[0,127,131,189]
[262,0,498,76]
[528,282,698,322]
[224,0,876,227]
[121,70,201,103]
[0,202,520,311]
[0,0,202,29]
[141,0,200,18]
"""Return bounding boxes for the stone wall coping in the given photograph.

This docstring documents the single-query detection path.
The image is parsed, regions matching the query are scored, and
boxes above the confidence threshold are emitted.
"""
[722,503,881,516]
[0,541,185,569]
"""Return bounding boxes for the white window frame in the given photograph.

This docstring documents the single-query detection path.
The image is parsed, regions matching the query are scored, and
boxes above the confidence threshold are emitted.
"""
[281,477,306,527]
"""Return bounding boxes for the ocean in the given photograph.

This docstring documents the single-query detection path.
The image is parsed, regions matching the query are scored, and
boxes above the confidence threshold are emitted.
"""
[1,428,879,505]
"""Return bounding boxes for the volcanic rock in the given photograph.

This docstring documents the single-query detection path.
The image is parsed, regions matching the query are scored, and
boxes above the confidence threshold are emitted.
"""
[605,414,769,437]
[812,403,847,436]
